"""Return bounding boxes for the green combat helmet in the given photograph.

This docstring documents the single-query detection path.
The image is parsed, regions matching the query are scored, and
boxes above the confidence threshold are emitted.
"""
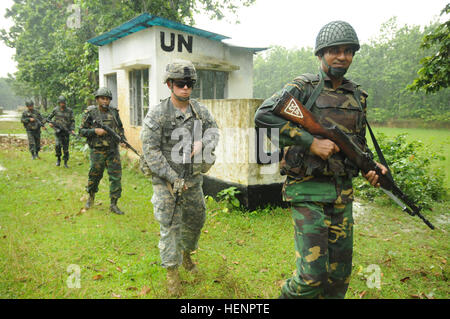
[314,20,360,56]
[25,100,34,107]
[163,59,197,83]
[57,95,66,103]
[94,87,113,100]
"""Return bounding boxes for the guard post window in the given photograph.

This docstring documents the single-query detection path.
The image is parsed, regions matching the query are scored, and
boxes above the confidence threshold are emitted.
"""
[191,70,227,99]
[129,68,149,126]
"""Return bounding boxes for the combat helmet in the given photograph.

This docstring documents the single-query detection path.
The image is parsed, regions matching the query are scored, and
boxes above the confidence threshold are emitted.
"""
[163,59,197,83]
[314,21,360,56]
[25,100,34,107]
[94,87,113,100]
[57,95,66,103]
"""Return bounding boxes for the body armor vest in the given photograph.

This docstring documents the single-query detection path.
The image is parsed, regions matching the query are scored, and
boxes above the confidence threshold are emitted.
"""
[88,107,120,148]
[160,98,205,176]
[52,107,72,130]
[282,75,366,179]
[23,110,40,130]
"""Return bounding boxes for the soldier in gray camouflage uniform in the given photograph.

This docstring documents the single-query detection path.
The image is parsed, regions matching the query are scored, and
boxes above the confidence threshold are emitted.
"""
[21,100,46,159]
[140,60,219,296]
[47,95,75,168]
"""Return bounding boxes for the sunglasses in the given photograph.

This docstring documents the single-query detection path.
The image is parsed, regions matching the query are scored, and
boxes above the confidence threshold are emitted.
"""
[173,79,196,88]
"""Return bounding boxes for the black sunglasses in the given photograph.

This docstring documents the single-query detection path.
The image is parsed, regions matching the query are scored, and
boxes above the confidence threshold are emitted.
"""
[172,79,196,88]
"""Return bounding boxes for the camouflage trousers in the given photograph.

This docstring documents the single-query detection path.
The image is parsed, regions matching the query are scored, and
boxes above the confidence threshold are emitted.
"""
[86,147,122,200]
[26,129,41,155]
[151,176,206,268]
[281,201,354,299]
[55,132,70,160]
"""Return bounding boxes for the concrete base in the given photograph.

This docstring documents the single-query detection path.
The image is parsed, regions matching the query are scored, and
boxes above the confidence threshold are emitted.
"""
[202,175,289,211]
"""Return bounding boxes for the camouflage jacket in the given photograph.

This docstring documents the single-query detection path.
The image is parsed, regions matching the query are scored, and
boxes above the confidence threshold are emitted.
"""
[140,97,219,185]
[21,109,45,131]
[254,72,374,203]
[47,106,75,132]
[79,105,125,149]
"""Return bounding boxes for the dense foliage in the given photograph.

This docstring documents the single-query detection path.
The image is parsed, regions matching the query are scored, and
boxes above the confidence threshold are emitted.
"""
[254,17,450,125]
[354,133,447,210]
[0,0,255,113]
[408,4,450,94]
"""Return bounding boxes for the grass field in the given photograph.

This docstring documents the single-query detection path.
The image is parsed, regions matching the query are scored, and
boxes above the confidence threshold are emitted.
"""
[0,121,448,299]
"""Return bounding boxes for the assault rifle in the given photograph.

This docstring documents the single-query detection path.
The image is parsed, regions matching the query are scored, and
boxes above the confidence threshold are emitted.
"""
[273,91,435,230]
[92,119,141,158]
[46,119,80,140]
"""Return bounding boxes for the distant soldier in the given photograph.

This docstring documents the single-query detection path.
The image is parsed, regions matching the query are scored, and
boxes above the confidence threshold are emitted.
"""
[140,60,219,296]
[21,100,46,160]
[47,95,75,168]
[79,87,126,215]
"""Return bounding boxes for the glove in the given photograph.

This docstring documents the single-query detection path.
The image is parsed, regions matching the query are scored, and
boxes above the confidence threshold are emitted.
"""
[173,178,185,196]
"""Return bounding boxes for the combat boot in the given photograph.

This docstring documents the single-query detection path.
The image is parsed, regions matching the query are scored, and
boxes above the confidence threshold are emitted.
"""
[56,157,61,166]
[64,160,69,168]
[31,152,37,160]
[167,266,182,297]
[85,192,95,209]
[35,152,41,159]
[182,251,198,273]
[110,198,124,215]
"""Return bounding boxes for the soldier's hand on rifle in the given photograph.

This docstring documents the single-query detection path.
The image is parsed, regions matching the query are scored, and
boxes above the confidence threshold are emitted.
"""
[191,140,203,157]
[120,142,126,148]
[310,137,340,160]
[364,162,388,188]
[29,118,35,122]
[95,128,107,136]
[173,178,187,195]
[49,123,54,128]
[71,130,75,135]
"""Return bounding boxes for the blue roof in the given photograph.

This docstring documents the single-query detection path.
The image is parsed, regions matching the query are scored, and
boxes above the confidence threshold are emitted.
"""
[87,13,230,46]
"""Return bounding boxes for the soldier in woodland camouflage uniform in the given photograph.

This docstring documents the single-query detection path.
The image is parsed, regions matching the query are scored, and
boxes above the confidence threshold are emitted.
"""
[254,21,387,299]
[140,60,219,296]
[47,95,75,168]
[21,100,46,159]
[79,87,126,215]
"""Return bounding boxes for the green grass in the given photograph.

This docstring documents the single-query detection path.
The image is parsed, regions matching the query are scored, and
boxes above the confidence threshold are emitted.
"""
[0,122,448,299]
[370,126,450,188]
[0,121,25,134]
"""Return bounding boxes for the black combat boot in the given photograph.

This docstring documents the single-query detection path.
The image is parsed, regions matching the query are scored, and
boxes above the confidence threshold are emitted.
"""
[35,151,41,159]
[85,192,95,209]
[110,198,124,215]
[64,160,69,168]
[31,152,37,160]
[56,156,61,166]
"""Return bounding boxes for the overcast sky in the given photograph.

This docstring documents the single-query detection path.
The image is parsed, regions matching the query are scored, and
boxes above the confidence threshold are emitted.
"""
[0,0,448,78]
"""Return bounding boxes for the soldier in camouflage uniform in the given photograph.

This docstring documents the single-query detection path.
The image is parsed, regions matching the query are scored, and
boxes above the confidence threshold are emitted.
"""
[79,87,126,215]
[140,60,219,296]
[254,21,387,299]
[47,95,75,168]
[21,100,46,160]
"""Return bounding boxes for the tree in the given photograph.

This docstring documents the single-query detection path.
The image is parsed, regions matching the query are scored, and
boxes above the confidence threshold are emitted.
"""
[408,4,450,93]
[1,0,256,113]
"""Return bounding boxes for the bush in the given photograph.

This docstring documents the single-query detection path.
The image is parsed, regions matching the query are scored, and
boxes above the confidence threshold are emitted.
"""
[354,133,447,209]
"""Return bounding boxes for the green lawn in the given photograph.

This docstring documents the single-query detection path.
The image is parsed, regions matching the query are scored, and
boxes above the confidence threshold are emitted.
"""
[0,123,448,299]
[370,126,450,188]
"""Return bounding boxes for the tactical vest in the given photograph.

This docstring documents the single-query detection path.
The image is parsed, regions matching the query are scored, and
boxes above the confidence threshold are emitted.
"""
[87,106,121,148]
[159,98,206,177]
[23,110,40,130]
[281,74,367,179]
[52,107,72,129]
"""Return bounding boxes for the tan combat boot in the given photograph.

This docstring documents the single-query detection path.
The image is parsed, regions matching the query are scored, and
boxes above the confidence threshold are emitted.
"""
[182,251,198,273]
[167,266,182,297]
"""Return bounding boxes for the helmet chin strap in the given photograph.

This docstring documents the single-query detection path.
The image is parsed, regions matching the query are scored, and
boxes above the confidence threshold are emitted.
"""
[322,57,348,78]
